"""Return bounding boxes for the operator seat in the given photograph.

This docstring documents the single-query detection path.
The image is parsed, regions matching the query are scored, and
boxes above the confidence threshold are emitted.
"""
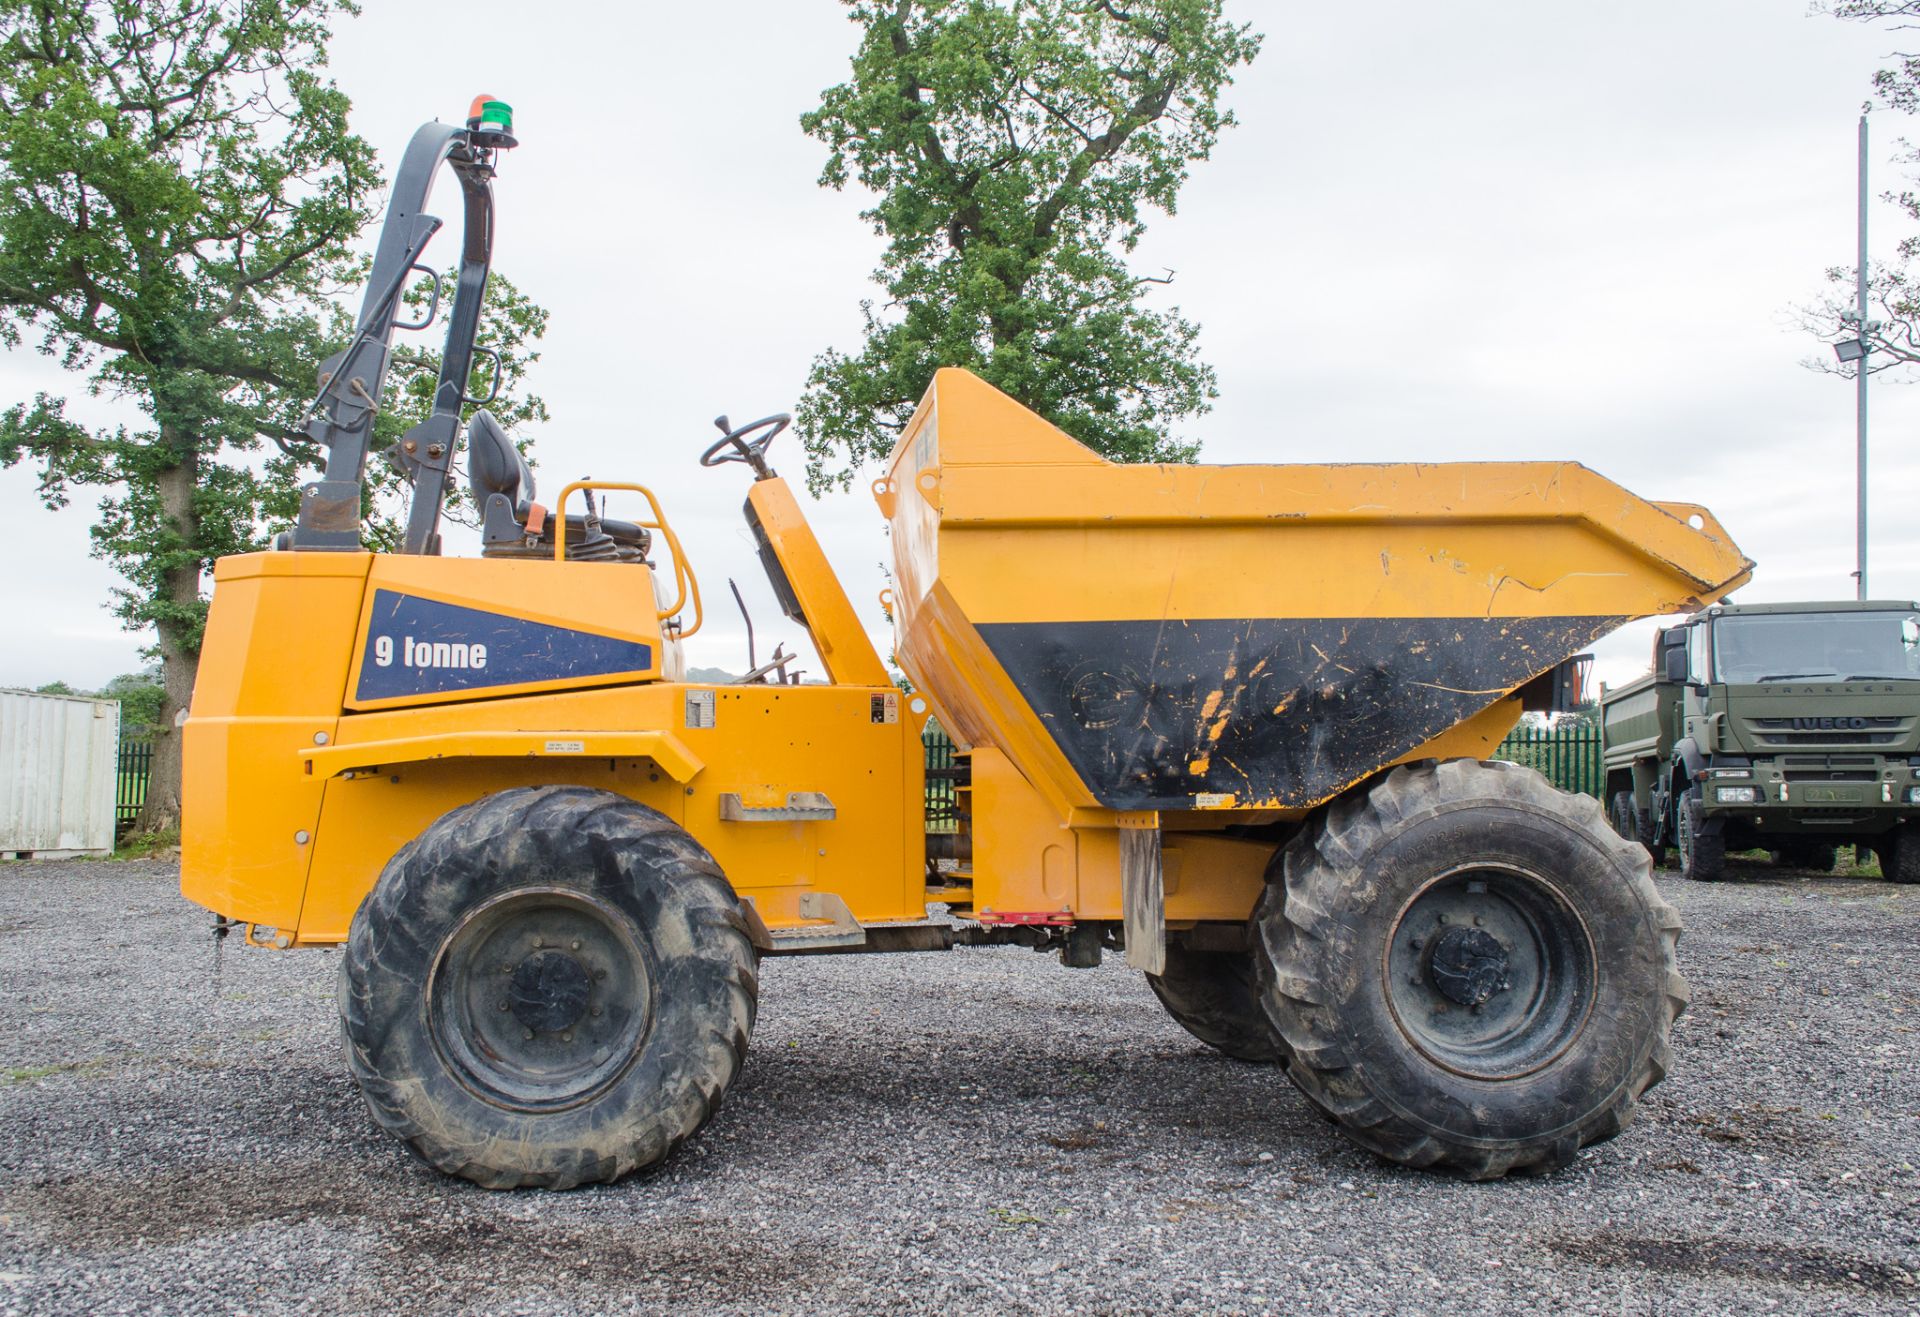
[469,408,535,523]
[468,409,651,562]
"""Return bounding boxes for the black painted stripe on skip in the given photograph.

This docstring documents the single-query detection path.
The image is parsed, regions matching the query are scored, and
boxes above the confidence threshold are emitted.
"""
[977,616,1623,811]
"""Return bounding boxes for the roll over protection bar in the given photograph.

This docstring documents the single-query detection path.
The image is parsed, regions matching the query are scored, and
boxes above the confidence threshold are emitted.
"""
[291,109,511,554]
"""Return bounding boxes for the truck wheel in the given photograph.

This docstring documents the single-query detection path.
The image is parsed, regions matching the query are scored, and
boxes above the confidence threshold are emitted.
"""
[1876,824,1920,884]
[1253,759,1686,1180]
[1769,841,1837,873]
[1146,945,1286,1064]
[1611,791,1667,868]
[1609,792,1636,842]
[1637,802,1668,870]
[1676,791,1725,883]
[340,786,758,1190]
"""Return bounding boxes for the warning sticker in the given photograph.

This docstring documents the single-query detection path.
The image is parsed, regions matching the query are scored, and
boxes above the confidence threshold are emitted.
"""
[685,689,716,729]
[1192,792,1238,809]
[870,692,898,725]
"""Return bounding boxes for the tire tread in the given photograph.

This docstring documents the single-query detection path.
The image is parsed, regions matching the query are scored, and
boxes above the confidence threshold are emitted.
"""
[1252,759,1686,1180]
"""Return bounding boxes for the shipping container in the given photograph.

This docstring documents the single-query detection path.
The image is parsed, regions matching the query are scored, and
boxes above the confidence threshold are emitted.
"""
[0,689,119,858]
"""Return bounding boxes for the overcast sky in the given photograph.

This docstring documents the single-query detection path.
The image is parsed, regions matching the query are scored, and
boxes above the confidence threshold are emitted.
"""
[3,0,1917,694]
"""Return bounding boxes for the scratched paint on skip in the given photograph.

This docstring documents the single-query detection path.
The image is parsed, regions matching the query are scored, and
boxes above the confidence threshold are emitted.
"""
[980,615,1625,811]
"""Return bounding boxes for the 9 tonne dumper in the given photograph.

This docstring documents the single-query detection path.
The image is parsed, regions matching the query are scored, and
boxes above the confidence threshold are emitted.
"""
[182,108,1753,1188]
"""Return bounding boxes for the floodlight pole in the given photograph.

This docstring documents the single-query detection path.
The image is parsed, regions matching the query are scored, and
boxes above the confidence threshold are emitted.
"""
[1856,113,1870,601]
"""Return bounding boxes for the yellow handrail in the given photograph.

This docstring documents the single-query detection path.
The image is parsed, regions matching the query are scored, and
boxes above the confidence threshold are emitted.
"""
[551,480,704,638]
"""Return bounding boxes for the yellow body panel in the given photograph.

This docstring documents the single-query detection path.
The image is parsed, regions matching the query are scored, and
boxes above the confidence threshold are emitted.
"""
[183,553,369,930]
[746,479,891,688]
[182,516,924,945]
[290,682,922,944]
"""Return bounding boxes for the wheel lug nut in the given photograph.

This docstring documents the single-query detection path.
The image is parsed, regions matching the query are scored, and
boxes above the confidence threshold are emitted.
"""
[1436,914,1449,924]
[1473,916,1484,927]
[523,1029,534,1040]
[562,1031,573,1043]
[571,939,582,951]
[1410,938,1423,951]
[593,969,607,981]
[498,1000,509,1012]
[591,1006,603,1017]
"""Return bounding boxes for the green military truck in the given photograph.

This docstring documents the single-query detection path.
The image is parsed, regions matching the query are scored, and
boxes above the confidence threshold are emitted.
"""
[1600,599,1920,882]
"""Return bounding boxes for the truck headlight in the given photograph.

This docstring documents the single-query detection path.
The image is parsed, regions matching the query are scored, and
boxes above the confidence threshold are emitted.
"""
[1715,786,1758,804]
[1907,786,1920,804]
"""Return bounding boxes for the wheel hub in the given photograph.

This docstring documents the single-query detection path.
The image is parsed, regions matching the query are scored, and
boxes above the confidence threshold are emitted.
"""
[1426,925,1511,1007]
[426,887,652,1111]
[509,950,593,1033]
[1383,865,1596,1081]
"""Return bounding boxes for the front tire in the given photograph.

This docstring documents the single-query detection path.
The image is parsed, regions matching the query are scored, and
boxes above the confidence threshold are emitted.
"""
[1876,823,1920,884]
[340,786,758,1189]
[1677,791,1725,883]
[1254,759,1686,1180]
[1145,945,1286,1064]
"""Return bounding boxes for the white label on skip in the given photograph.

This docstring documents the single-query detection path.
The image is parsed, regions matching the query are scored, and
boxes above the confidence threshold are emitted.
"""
[544,740,585,754]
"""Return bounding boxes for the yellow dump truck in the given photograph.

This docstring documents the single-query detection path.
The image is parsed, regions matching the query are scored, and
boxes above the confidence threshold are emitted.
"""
[182,105,1753,1188]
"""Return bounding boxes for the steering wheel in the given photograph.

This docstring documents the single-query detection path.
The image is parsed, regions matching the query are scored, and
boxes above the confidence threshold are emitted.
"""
[700,412,790,478]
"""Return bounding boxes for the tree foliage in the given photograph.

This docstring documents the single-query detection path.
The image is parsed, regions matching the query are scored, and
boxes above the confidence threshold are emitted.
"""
[36,668,163,731]
[798,0,1260,493]
[262,267,551,553]
[1806,2,1920,375]
[0,1,547,829]
[1826,2,1920,110]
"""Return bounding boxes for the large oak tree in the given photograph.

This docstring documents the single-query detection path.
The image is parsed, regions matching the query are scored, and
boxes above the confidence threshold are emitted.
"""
[798,0,1260,494]
[0,1,547,833]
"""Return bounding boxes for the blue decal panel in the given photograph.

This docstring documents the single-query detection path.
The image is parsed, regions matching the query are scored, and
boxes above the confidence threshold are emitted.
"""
[355,590,654,703]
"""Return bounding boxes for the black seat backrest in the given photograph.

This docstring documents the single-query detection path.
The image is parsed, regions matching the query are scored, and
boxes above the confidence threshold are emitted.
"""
[467,408,534,517]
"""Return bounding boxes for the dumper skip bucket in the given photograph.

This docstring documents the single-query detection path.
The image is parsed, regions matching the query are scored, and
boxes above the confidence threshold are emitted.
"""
[876,370,1752,816]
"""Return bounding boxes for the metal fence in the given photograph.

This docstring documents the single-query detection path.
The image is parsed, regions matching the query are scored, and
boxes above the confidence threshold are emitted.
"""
[1492,720,1604,799]
[923,722,962,833]
[116,738,152,835]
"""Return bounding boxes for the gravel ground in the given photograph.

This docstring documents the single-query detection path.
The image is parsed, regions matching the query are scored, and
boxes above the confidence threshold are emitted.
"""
[0,857,1915,1317]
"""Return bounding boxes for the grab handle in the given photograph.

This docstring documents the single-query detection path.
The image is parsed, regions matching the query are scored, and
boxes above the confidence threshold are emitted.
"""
[552,481,703,638]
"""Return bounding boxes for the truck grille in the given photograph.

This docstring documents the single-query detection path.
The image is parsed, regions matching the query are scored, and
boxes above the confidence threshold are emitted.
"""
[1744,716,1908,748]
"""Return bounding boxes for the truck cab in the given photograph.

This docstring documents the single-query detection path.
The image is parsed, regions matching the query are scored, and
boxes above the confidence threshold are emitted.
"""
[1602,599,1920,880]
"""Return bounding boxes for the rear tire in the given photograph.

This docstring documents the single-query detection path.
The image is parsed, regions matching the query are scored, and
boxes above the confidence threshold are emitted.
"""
[1612,790,1666,867]
[1145,945,1286,1064]
[340,786,758,1189]
[1876,824,1920,884]
[1609,792,1636,842]
[1253,759,1686,1180]
[1677,791,1725,883]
